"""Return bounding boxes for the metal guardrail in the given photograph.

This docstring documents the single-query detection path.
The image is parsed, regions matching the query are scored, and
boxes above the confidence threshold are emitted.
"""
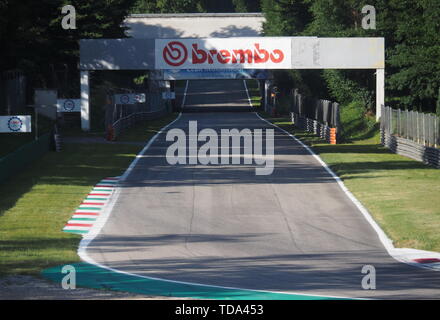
[288,89,339,144]
[381,105,439,148]
[105,89,169,140]
[291,89,340,131]
[380,106,440,168]
[110,108,168,140]
[291,112,337,144]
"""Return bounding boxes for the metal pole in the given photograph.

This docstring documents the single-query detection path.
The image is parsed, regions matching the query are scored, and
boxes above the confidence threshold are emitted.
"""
[264,80,269,113]
[35,106,38,141]
[376,68,385,121]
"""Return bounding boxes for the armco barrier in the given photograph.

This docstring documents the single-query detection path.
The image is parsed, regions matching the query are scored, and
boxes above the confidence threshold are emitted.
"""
[381,129,440,168]
[111,108,169,140]
[0,133,51,184]
[380,105,440,168]
[291,112,337,144]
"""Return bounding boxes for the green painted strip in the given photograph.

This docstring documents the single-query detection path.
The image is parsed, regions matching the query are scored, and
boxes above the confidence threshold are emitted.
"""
[42,263,347,300]
[101,181,117,184]
[93,189,113,192]
[63,230,88,234]
[86,197,108,201]
[78,207,101,210]
[70,218,96,221]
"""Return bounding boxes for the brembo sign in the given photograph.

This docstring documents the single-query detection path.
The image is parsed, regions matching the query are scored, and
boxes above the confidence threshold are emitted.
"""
[155,38,292,69]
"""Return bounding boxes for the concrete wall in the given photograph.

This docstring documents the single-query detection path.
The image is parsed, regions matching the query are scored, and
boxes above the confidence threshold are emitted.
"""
[124,13,265,39]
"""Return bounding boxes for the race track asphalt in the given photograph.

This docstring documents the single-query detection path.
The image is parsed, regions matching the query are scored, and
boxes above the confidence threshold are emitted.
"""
[87,79,440,299]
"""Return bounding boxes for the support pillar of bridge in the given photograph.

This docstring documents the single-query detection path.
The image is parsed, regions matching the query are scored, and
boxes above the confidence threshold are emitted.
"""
[81,71,90,131]
[376,68,385,121]
[264,80,270,113]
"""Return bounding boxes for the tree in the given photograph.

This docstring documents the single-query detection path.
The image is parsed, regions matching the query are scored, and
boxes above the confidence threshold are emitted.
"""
[131,0,238,13]
[261,0,311,36]
[131,0,207,13]
[232,0,261,12]
[384,0,440,111]
[0,0,136,94]
[261,0,440,113]
[436,88,440,117]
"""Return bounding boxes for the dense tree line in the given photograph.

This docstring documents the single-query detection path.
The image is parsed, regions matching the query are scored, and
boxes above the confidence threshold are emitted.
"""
[261,0,440,114]
[0,0,136,98]
[126,0,440,114]
[131,0,245,13]
[1,0,438,114]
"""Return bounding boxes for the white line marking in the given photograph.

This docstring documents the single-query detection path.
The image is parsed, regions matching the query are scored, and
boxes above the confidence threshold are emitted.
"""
[64,226,91,231]
[75,79,352,300]
[243,79,254,107]
[181,80,189,110]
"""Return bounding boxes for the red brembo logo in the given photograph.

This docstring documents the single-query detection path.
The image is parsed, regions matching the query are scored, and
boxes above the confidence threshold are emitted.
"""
[162,41,285,66]
[163,41,188,66]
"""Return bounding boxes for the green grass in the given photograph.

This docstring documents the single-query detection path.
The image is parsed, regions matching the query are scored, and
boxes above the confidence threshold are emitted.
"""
[260,112,440,252]
[0,133,36,158]
[0,114,54,158]
[175,80,187,88]
[0,112,179,276]
[339,101,378,142]
[116,113,179,142]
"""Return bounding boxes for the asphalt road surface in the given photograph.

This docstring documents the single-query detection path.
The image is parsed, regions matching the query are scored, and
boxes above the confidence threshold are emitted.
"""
[87,80,440,299]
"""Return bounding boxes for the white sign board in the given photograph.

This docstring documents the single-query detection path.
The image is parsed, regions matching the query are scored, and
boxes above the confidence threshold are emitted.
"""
[57,99,81,112]
[162,92,176,100]
[0,116,32,133]
[155,38,292,69]
[155,37,385,70]
[81,37,384,70]
[114,93,146,104]
[289,37,385,69]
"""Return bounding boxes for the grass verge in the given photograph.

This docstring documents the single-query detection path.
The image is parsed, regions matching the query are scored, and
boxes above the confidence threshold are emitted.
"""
[116,113,179,142]
[0,114,54,158]
[0,112,179,276]
[259,112,440,252]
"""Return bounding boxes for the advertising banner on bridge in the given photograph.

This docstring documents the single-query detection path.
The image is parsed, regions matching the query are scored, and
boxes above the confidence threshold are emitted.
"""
[155,38,292,70]
[160,69,273,80]
[80,37,384,71]
[0,116,31,133]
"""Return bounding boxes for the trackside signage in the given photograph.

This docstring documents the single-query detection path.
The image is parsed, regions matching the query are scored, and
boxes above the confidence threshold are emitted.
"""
[57,99,81,112]
[155,38,292,69]
[114,93,146,104]
[0,116,31,133]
